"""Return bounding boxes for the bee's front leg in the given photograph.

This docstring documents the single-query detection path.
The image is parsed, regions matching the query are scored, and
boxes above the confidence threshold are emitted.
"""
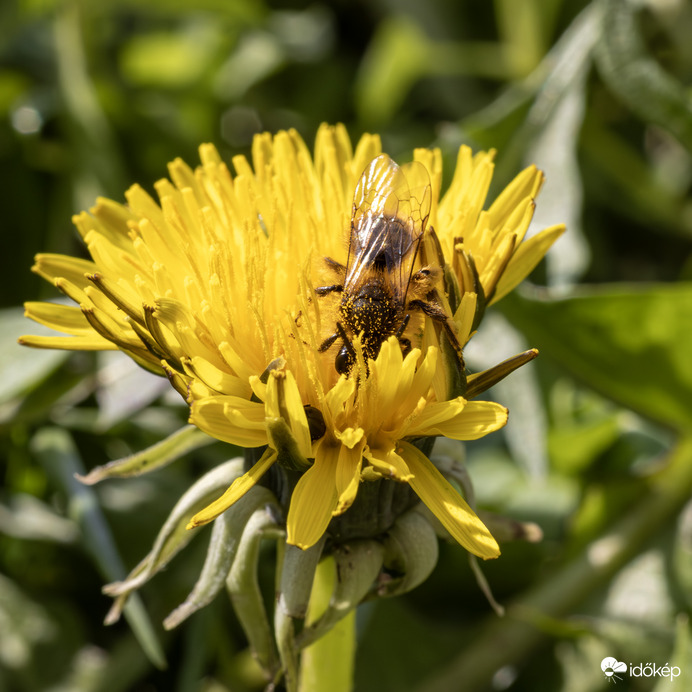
[316,256,346,296]
[318,332,339,352]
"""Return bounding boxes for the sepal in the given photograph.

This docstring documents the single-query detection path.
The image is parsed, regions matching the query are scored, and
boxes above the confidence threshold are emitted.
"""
[377,508,439,597]
[102,457,244,623]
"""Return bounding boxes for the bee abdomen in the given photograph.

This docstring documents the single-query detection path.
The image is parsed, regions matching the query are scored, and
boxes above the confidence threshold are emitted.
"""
[340,287,399,359]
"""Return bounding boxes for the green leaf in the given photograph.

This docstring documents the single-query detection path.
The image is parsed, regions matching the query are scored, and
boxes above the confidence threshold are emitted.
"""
[164,486,278,630]
[493,0,550,78]
[596,0,692,152]
[548,415,621,474]
[355,16,429,127]
[465,2,602,188]
[77,425,214,484]
[102,457,245,623]
[503,284,692,431]
[0,306,68,408]
[653,615,692,692]
[93,352,170,431]
[354,597,463,692]
[580,116,692,238]
[120,26,222,88]
[30,427,167,670]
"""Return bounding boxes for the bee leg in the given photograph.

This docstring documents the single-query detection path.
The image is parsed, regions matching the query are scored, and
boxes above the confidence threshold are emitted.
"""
[318,332,339,352]
[408,299,464,360]
[323,256,346,273]
[315,284,343,296]
[394,313,410,339]
[335,323,356,359]
[395,314,413,356]
[335,323,358,375]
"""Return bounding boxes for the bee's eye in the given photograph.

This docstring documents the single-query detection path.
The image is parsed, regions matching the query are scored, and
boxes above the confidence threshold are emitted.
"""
[335,346,352,374]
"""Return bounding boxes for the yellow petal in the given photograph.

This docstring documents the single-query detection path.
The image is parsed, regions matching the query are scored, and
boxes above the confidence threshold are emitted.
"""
[189,396,268,447]
[334,437,365,514]
[32,253,97,287]
[406,399,508,440]
[187,448,277,529]
[184,356,250,398]
[17,333,117,350]
[364,446,413,481]
[266,370,312,458]
[452,292,477,347]
[287,439,339,550]
[486,165,543,229]
[397,346,436,416]
[24,302,96,336]
[491,224,566,304]
[400,441,500,559]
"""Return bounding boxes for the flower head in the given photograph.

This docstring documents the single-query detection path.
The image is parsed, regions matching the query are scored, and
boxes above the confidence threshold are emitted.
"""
[21,124,558,558]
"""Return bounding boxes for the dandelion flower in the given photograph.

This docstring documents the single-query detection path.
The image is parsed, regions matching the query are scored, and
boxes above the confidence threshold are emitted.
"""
[21,124,557,559]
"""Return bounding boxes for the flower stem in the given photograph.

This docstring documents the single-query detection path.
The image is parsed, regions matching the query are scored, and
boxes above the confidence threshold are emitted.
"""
[299,556,356,692]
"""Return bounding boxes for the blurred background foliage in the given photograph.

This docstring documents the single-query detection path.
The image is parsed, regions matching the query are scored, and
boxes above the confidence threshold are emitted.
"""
[2,0,692,690]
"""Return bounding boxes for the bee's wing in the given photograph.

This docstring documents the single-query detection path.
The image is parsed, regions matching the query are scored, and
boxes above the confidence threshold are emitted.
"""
[346,155,432,300]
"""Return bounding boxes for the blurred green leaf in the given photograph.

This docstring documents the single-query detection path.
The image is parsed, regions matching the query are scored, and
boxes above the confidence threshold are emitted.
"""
[0,306,68,409]
[503,284,692,431]
[54,1,125,205]
[581,116,692,238]
[93,352,171,431]
[0,573,56,671]
[465,2,602,188]
[120,25,223,88]
[524,48,590,287]
[0,71,31,115]
[596,0,692,152]
[548,414,620,474]
[354,598,463,692]
[0,493,79,542]
[570,481,644,547]
[116,0,265,21]
[30,427,167,670]
[214,31,285,101]
[466,314,548,477]
[672,501,692,612]
[356,15,514,128]
[653,615,692,692]
[493,0,548,78]
[416,435,692,692]
[355,16,429,127]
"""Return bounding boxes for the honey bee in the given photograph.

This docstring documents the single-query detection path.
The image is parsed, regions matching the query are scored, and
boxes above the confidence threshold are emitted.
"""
[316,154,463,375]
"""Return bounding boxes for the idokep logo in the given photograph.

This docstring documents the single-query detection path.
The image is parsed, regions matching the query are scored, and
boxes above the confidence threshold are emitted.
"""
[601,657,682,684]
[601,657,627,683]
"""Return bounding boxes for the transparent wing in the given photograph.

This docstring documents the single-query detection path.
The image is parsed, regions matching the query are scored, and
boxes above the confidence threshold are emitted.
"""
[345,155,432,301]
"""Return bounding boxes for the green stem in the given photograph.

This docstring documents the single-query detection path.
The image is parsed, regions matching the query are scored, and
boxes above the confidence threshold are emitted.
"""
[299,557,356,692]
[416,434,692,692]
